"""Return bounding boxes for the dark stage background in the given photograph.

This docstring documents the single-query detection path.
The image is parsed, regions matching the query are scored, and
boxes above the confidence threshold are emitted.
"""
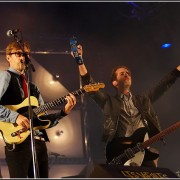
[0,2,179,178]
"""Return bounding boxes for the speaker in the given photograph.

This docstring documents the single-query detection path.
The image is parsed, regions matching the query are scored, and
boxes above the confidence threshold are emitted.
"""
[89,164,178,178]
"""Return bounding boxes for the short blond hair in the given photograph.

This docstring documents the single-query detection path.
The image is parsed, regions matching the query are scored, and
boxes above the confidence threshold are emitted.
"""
[6,41,31,55]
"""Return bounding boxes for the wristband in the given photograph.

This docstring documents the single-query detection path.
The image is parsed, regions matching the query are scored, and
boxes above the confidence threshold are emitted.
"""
[75,56,84,65]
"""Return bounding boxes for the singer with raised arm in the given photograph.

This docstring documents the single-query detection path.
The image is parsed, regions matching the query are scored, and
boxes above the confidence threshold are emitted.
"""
[70,40,180,168]
[0,40,77,178]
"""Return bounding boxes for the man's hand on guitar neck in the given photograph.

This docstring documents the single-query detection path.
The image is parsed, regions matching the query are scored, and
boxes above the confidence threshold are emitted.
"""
[64,93,77,114]
[16,114,30,130]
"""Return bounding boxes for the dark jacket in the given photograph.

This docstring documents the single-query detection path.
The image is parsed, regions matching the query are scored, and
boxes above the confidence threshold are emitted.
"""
[81,68,180,143]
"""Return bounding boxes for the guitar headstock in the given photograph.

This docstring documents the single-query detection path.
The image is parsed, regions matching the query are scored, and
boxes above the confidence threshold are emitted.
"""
[84,83,105,92]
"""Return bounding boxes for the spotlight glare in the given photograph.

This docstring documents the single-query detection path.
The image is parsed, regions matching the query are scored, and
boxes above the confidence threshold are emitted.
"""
[49,80,55,84]
[161,43,172,49]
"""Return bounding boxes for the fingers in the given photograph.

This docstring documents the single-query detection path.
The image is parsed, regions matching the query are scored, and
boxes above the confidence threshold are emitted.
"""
[64,93,77,114]
[71,44,83,58]
[77,44,82,50]
[77,45,83,56]
[66,93,76,106]
[22,119,30,130]
[177,65,180,71]
[16,114,30,130]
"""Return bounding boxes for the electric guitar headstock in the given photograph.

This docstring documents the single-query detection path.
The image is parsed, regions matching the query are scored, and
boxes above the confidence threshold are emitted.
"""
[83,83,105,92]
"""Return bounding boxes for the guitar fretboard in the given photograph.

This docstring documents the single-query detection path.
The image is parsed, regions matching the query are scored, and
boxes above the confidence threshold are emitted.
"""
[33,88,85,115]
[131,122,180,155]
[143,121,180,148]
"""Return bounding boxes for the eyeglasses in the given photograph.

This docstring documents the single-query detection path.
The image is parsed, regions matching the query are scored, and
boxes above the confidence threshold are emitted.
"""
[9,52,30,57]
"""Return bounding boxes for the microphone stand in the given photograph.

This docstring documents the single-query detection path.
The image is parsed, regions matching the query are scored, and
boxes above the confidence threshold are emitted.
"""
[12,34,39,178]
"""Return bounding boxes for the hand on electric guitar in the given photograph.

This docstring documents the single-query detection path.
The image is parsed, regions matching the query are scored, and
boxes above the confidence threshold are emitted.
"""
[16,114,30,130]
[64,93,77,114]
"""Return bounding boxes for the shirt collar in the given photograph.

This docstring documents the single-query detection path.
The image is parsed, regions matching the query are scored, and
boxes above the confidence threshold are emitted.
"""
[8,67,21,76]
[120,92,132,101]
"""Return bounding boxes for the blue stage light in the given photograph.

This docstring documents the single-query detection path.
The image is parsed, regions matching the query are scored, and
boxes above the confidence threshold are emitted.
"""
[161,43,172,48]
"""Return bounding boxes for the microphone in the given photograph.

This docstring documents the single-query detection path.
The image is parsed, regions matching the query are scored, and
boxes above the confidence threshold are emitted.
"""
[6,29,20,37]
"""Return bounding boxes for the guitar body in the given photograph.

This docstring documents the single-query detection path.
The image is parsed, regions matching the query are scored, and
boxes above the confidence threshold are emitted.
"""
[0,122,30,144]
[5,96,51,129]
[0,96,51,144]
[106,127,159,166]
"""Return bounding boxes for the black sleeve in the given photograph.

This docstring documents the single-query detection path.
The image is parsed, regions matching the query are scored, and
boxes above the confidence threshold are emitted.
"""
[146,68,180,103]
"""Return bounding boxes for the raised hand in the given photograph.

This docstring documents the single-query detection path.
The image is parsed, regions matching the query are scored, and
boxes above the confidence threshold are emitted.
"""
[70,37,83,65]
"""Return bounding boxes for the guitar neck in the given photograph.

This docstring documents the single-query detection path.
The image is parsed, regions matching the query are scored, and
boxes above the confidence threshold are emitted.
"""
[121,121,180,161]
[143,121,180,149]
[33,88,85,115]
